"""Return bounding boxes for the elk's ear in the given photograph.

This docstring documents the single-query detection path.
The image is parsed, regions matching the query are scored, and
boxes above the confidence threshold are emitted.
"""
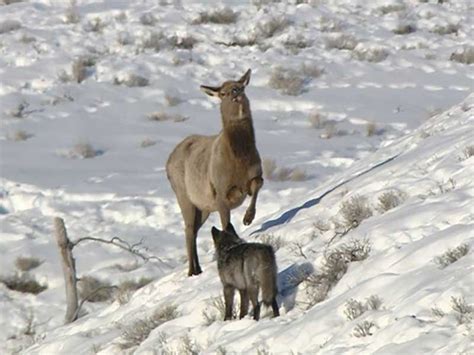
[200,85,221,97]
[211,226,220,240]
[225,222,238,236]
[238,69,251,87]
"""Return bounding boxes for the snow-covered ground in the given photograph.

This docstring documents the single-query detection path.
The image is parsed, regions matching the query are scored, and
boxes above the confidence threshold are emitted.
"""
[0,0,473,354]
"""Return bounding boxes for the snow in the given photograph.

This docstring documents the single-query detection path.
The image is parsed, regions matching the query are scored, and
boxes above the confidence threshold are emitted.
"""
[0,0,473,354]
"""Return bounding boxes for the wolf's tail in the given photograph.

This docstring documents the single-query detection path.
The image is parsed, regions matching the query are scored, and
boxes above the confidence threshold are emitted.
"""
[260,246,278,306]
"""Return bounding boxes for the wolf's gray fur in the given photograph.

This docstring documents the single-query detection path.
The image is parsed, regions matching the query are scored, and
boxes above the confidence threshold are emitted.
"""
[211,224,279,321]
[166,69,263,276]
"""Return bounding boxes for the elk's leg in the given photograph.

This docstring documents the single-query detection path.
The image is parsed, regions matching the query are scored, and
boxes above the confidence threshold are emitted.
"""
[177,194,207,276]
[248,286,260,321]
[223,285,235,320]
[243,176,263,226]
[217,198,231,229]
[271,298,280,318]
[239,289,249,319]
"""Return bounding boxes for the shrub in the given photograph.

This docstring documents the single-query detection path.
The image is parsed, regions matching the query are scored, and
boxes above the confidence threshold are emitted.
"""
[7,101,29,118]
[340,195,373,229]
[430,22,459,35]
[431,306,446,319]
[78,276,114,302]
[117,31,133,46]
[434,244,469,268]
[147,111,187,122]
[179,334,200,355]
[450,46,474,65]
[141,31,163,51]
[167,34,197,49]
[283,34,312,53]
[116,277,153,305]
[365,295,383,311]
[120,304,179,349]
[7,130,32,141]
[15,256,42,272]
[378,190,404,212]
[451,296,473,325]
[58,56,95,83]
[0,20,21,34]
[353,321,376,337]
[308,112,328,129]
[262,158,308,182]
[192,8,238,25]
[0,274,47,294]
[269,67,305,96]
[301,62,324,78]
[325,33,358,51]
[366,122,377,137]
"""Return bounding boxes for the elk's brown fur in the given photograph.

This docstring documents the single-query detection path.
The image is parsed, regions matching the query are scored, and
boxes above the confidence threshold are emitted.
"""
[166,69,263,276]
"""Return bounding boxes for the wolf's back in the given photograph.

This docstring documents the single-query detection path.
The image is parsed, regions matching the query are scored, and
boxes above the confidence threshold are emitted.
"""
[257,245,278,305]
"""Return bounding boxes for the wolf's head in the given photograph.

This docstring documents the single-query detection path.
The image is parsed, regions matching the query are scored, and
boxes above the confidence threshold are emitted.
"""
[211,223,243,251]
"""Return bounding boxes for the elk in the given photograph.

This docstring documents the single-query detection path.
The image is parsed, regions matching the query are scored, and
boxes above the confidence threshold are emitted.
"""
[166,69,263,276]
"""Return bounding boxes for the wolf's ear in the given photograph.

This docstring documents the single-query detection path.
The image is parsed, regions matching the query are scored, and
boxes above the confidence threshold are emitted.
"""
[200,85,221,97]
[225,222,237,236]
[238,69,251,87]
[211,226,220,240]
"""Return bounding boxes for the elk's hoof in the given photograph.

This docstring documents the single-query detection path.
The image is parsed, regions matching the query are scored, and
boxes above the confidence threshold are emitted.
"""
[243,209,255,225]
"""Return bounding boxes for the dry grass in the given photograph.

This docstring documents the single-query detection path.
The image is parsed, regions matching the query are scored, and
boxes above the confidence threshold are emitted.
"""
[269,67,305,96]
[140,138,157,148]
[430,22,459,35]
[139,12,156,26]
[301,62,324,78]
[340,195,373,228]
[0,274,47,294]
[114,72,149,87]
[167,34,197,49]
[256,14,289,39]
[58,56,95,83]
[63,0,80,24]
[256,233,285,252]
[378,190,405,212]
[120,304,179,349]
[462,146,474,160]
[434,244,469,269]
[164,93,182,107]
[325,33,358,51]
[78,276,114,302]
[202,296,232,325]
[7,129,32,141]
[392,23,416,35]
[179,333,201,355]
[147,111,187,123]
[141,31,162,51]
[15,256,42,272]
[301,240,371,308]
[116,277,153,305]
[262,158,308,182]
[353,321,376,337]
[450,46,474,65]
[366,122,377,137]
[192,7,238,25]
[344,295,382,320]
[68,142,102,159]
[353,44,389,63]
[451,296,473,325]
[83,17,106,33]
[0,19,21,34]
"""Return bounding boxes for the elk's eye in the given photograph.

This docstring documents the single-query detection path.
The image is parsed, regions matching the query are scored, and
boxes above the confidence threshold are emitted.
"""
[231,87,239,95]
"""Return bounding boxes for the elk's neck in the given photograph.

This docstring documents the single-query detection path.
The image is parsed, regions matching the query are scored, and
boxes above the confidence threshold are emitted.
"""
[222,116,257,160]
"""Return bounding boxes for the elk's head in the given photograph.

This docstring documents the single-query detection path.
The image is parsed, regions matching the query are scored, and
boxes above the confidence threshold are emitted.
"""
[200,69,252,121]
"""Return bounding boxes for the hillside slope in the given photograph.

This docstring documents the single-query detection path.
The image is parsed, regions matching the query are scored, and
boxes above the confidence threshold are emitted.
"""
[25,94,474,354]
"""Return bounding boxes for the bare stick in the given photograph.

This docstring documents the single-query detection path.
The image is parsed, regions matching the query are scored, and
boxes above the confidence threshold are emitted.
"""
[54,217,79,324]
[72,236,168,266]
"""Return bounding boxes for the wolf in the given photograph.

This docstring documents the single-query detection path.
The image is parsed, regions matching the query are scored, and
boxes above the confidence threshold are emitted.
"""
[211,224,280,321]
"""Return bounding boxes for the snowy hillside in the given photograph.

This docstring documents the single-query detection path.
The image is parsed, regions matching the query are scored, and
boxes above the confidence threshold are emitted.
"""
[0,0,473,354]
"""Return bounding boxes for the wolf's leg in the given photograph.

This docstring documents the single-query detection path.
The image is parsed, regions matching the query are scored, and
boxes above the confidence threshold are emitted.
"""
[239,290,249,319]
[271,298,280,318]
[243,177,263,226]
[223,285,235,321]
[248,286,260,321]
